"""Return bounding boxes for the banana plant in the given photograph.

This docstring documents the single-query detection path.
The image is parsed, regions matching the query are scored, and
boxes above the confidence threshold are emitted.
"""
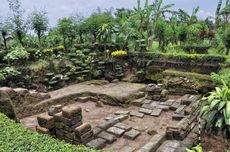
[200,80,230,137]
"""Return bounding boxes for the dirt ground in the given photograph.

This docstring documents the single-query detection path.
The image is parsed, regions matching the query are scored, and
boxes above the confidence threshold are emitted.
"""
[201,133,229,152]
[21,100,178,151]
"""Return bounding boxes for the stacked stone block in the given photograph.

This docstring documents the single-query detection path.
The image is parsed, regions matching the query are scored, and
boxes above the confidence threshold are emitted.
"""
[36,105,93,145]
[146,84,168,101]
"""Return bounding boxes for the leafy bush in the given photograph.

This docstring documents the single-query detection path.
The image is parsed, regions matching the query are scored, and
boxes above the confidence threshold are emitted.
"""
[181,44,211,54]
[0,113,98,152]
[111,50,127,57]
[186,144,203,152]
[211,68,230,86]
[4,47,29,64]
[200,81,230,137]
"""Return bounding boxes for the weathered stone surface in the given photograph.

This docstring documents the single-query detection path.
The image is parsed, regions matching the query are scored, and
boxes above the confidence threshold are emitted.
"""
[36,125,50,134]
[152,95,161,101]
[114,115,129,122]
[133,126,148,132]
[172,113,185,121]
[170,101,181,111]
[139,108,152,115]
[115,123,132,131]
[150,108,162,117]
[130,111,144,118]
[181,94,200,106]
[137,134,166,152]
[77,96,91,103]
[75,123,92,136]
[120,146,136,152]
[124,129,141,140]
[157,146,176,152]
[159,100,173,106]
[132,97,145,107]
[62,106,82,118]
[76,130,94,143]
[147,129,157,136]
[0,87,17,98]
[98,131,116,144]
[157,140,180,152]
[53,112,62,122]
[0,91,18,121]
[175,105,186,114]
[37,113,55,129]
[104,115,114,121]
[48,105,63,116]
[157,105,170,111]
[142,103,156,110]
[93,127,103,136]
[14,88,29,95]
[55,121,83,132]
[97,119,119,130]
[107,126,126,137]
[114,110,130,115]
[61,115,82,126]
[143,99,152,104]
[86,138,106,149]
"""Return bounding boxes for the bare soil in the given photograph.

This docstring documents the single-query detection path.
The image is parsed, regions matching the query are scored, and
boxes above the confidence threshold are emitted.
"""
[201,133,229,152]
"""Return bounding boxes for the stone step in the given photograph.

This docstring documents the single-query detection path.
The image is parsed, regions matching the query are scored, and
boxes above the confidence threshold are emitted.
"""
[136,133,166,152]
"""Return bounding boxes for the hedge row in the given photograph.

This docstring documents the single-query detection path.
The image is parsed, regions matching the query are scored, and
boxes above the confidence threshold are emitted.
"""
[0,113,99,152]
[128,52,227,63]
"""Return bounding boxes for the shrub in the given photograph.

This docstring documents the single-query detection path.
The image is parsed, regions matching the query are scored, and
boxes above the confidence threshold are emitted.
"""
[211,68,230,86]
[200,81,230,137]
[181,44,211,54]
[0,113,98,152]
[111,50,127,57]
[186,144,203,152]
[4,47,29,64]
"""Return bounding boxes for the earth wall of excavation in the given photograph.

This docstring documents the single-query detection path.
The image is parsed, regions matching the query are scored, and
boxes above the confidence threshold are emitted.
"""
[121,52,226,95]
[0,87,50,119]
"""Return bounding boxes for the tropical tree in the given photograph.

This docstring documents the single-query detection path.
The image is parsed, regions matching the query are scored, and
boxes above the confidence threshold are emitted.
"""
[155,18,173,51]
[57,18,75,49]
[84,12,114,42]
[0,18,12,49]
[224,27,230,55]
[8,0,27,46]
[29,10,49,44]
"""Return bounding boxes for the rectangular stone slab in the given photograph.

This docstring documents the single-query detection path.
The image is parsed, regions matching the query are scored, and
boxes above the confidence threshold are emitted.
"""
[107,126,126,137]
[150,108,162,117]
[97,119,119,130]
[114,123,132,131]
[114,110,130,115]
[35,125,50,134]
[139,108,152,115]
[86,138,106,149]
[130,111,144,118]
[37,113,55,129]
[75,123,92,136]
[124,129,141,140]
[62,106,82,118]
[98,131,117,144]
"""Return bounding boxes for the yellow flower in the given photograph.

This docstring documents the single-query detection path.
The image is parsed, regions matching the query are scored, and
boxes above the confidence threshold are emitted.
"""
[111,50,127,57]
[43,48,53,53]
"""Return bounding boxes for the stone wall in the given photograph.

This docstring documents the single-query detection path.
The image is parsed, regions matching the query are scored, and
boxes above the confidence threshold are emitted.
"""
[0,87,50,119]
[36,105,94,145]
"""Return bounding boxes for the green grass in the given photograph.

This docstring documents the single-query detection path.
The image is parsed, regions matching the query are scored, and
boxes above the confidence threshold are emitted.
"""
[0,113,99,152]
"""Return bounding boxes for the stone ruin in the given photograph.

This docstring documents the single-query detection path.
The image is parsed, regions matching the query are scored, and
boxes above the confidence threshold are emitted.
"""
[36,105,93,145]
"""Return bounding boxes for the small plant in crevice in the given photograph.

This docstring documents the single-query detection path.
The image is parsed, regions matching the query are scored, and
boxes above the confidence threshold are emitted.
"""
[200,80,230,137]
[186,144,203,152]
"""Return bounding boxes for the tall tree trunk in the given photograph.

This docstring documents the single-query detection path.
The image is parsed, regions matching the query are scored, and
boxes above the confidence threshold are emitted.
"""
[2,32,7,49]
[37,30,41,45]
